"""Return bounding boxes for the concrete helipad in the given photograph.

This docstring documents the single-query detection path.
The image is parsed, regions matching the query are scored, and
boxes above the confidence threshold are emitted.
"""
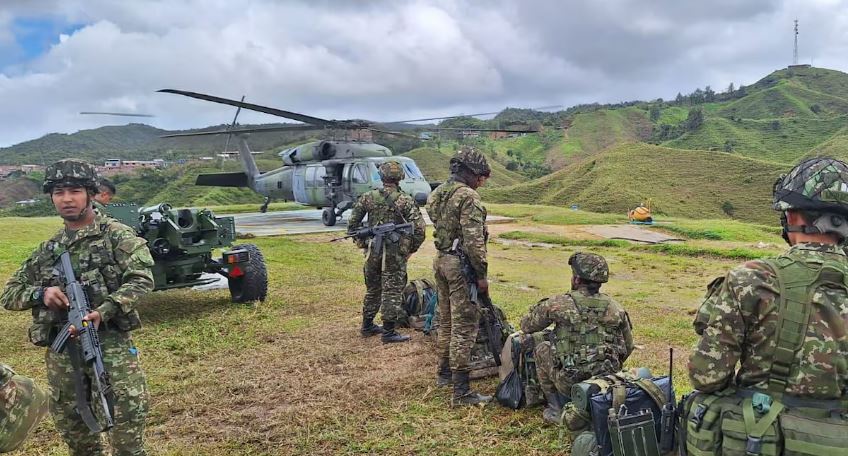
[580,224,683,244]
[227,209,513,237]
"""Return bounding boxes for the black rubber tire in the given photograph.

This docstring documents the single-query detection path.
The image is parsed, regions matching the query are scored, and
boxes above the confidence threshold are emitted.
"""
[322,208,337,226]
[227,244,268,303]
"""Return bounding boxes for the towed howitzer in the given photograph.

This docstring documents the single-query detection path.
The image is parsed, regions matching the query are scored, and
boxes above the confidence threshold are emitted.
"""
[331,222,413,255]
[453,239,503,366]
[50,251,115,433]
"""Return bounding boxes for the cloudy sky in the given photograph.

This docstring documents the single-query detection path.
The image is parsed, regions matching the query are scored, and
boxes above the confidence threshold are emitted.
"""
[1,0,847,147]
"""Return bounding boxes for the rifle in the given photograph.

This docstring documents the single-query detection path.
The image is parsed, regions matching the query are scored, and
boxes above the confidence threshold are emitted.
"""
[659,347,677,453]
[454,240,503,366]
[330,222,413,256]
[50,251,115,433]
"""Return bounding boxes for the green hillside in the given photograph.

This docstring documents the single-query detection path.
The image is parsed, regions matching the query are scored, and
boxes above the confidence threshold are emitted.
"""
[482,142,788,225]
[799,126,848,162]
[402,146,527,187]
[666,116,848,163]
[553,107,652,168]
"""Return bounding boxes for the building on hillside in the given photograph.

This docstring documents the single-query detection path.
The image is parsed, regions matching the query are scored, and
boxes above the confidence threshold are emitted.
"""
[788,64,811,70]
[20,165,41,173]
[102,159,165,170]
[15,199,38,206]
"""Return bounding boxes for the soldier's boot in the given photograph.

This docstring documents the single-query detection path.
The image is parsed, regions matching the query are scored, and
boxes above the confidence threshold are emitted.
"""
[451,371,492,406]
[436,358,452,387]
[381,321,411,344]
[360,317,385,337]
[542,391,567,425]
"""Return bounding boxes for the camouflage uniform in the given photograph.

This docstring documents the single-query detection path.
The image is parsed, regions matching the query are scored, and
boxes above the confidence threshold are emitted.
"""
[427,146,492,404]
[685,158,848,456]
[0,364,49,453]
[520,252,633,423]
[0,159,154,456]
[348,161,426,338]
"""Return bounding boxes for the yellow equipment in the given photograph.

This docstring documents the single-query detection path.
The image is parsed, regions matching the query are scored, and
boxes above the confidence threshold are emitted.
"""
[628,200,653,223]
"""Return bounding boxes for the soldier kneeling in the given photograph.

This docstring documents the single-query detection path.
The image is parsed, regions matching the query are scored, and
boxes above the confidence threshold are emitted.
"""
[519,252,634,424]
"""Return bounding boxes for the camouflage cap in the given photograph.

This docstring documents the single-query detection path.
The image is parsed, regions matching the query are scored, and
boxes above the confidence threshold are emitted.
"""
[773,157,848,214]
[43,159,100,193]
[568,252,609,283]
[450,146,491,177]
[0,364,49,453]
[378,161,405,183]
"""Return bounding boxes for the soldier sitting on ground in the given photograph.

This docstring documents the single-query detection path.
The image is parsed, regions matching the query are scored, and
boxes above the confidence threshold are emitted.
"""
[519,252,634,424]
[0,363,49,453]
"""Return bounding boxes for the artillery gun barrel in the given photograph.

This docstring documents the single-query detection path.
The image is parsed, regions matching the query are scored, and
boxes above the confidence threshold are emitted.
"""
[139,203,172,215]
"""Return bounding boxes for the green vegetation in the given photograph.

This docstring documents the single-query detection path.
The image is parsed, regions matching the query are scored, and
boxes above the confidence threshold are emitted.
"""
[402,146,527,187]
[483,143,788,225]
[487,203,626,225]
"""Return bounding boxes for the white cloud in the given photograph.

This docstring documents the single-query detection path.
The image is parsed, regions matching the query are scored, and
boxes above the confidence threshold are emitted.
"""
[0,0,847,147]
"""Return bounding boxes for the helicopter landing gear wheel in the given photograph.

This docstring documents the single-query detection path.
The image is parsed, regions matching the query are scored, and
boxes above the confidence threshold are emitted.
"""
[322,208,337,226]
[260,197,270,213]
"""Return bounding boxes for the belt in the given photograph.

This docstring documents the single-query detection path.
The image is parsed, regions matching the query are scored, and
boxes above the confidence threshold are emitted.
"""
[736,389,848,410]
[437,249,459,256]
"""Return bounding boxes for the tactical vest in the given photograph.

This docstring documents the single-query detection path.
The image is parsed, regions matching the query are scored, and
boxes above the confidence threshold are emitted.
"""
[552,292,623,375]
[681,249,848,456]
[29,222,143,346]
[428,181,465,251]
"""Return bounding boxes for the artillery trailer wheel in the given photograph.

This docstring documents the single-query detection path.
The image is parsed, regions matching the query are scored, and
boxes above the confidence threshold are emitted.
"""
[227,244,268,303]
[322,208,337,226]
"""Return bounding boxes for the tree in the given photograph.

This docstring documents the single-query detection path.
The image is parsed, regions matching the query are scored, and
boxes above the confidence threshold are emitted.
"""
[686,108,704,131]
[810,104,822,114]
[649,105,662,122]
[704,85,716,102]
[690,88,705,104]
[737,84,747,96]
[726,82,735,94]
[675,92,685,104]
[723,140,735,152]
[770,120,781,130]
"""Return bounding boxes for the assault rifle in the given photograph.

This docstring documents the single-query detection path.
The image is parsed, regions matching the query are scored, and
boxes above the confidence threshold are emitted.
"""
[454,240,503,366]
[659,347,677,453]
[50,251,115,433]
[331,222,413,256]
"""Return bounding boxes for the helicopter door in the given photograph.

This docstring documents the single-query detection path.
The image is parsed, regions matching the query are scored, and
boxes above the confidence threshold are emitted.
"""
[292,167,308,204]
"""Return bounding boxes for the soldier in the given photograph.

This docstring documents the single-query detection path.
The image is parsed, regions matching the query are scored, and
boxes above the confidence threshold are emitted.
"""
[94,178,116,206]
[520,252,634,424]
[427,146,493,406]
[348,161,426,344]
[688,157,848,435]
[1,159,154,456]
[0,364,49,453]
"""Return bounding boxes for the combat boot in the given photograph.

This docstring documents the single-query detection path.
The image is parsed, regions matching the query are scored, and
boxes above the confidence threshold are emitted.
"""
[451,371,492,406]
[381,321,411,344]
[436,358,452,387]
[361,317,385,337]
[542,391,567,425]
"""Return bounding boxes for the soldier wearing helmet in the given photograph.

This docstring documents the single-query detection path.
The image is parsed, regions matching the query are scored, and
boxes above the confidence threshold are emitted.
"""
[0,364,48,453]
[519,252,633,424]
[685,157,848,456]
[427,146,495,406]
[1,159,154,455]
[347,161,426,343]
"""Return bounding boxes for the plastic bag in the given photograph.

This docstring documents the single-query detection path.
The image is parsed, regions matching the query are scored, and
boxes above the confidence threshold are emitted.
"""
[496,368,525,409]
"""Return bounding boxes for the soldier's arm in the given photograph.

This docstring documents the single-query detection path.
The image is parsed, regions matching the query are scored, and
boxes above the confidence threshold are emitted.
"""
[520,297,565,334]
[458,191,487,279]
[1,245,47,311]
[688,263,773,392]
[95,228,154,323]
[404,198,426,253]
[348,195,367,233]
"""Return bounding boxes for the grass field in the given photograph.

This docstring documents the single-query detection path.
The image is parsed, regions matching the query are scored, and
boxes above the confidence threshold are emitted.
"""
[0,206,787,455]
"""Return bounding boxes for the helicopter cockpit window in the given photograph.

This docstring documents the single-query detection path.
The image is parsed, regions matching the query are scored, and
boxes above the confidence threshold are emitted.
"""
[352,164,369,184]
[402,162,423,179]
[368,163,381,182]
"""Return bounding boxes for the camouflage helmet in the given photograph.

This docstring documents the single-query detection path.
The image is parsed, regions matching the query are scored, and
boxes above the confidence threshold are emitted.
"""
[568,252,609,283]
[378,161,405,183]
[450,146,491,177]
[42,159,100,194]
[773,157,848,215]
[0,364,49,453]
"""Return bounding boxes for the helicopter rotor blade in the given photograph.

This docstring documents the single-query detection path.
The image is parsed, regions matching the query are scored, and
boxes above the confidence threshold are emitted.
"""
[158,89,335,127]
[383,105,563,124]
[80,111,155,117]
[223,95,245,153]
[367,128,420,140]
[161,124,323,138]
[426,127,540,133]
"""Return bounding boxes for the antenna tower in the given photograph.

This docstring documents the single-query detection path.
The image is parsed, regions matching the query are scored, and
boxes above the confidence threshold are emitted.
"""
[793,19,799,65]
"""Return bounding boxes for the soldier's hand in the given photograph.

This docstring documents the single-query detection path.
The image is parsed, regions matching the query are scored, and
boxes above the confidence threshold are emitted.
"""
[68,311,102,337]
[43,286,69,311]
[477,278,489,294]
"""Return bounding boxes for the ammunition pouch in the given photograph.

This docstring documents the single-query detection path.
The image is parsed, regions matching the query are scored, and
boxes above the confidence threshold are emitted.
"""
[680,389,848,456]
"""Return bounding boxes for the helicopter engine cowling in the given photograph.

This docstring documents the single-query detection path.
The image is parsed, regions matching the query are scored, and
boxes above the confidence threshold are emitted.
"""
[281,141,337,165]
